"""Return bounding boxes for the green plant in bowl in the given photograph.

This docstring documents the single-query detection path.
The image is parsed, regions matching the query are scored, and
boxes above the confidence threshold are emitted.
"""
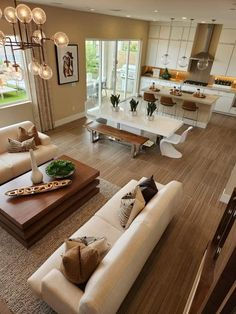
[46,160,75,178]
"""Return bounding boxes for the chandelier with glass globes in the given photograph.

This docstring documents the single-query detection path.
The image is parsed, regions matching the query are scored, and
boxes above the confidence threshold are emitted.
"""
[0,0,69,81]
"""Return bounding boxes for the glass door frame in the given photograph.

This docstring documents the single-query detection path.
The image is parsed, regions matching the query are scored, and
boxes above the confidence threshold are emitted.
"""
[85,38,142,110]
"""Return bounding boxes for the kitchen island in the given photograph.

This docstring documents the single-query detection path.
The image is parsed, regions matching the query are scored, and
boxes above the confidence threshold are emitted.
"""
[142,86,219,128]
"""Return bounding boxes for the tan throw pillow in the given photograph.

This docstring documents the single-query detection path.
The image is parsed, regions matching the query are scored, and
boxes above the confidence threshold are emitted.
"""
[60,243,99,285]
[8,138,36,153]
[119,186,146,229]
[65,237,111,262]
[18,125,41,146]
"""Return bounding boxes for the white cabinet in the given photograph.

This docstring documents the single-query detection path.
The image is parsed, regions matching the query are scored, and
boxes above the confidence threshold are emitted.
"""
[155,39,168,68]
[226,45,236,77]
[219,29,236,44]
[213,92,235,114]
[166,40,181,69]
[210,44,234,76]
[146,39,158,67]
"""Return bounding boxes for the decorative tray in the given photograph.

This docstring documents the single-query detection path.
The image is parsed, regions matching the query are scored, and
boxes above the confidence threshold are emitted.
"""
[170,91,182,96]
[5,180,72,197]
[193,93,206,98]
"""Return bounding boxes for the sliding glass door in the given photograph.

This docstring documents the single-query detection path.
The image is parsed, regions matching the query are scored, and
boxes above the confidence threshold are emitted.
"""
[86,39,141,111]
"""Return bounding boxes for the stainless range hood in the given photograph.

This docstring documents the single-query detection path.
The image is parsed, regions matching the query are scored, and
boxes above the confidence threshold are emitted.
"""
[190,24,215,61]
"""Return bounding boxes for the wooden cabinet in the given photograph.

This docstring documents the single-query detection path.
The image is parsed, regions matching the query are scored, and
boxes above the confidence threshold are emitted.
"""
[210,44,234,76]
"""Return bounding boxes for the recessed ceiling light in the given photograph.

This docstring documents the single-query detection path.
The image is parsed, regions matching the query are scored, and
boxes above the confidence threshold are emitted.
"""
[182,17,187,20]
[89,8,95,11]
[126,15,131,18]
[154,10,158,13]
[229,7,236,10]
[201,20,206,23]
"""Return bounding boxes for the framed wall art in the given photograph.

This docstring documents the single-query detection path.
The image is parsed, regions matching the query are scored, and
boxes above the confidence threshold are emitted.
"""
[55,44,79,85]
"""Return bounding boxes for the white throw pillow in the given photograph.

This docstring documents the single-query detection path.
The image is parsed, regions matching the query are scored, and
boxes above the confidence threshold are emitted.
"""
[119,186,146,229]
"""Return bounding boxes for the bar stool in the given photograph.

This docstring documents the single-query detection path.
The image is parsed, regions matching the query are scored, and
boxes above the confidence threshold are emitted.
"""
[160,96,177,117]
[182,101,199,126]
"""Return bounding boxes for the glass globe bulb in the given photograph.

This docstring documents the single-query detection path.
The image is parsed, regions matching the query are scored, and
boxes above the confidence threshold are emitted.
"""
[39,64,53,80]
[0,31,6,46]
[4,7,17,24]
[161,53,171,66]
[53,32,69,48]
[28,60,41,75]
[197,59,209,71]
[32,8,46,25]
[178,56,188,68]
[11,65,23,81]
[16,4,32,24]
[32,30,46,44]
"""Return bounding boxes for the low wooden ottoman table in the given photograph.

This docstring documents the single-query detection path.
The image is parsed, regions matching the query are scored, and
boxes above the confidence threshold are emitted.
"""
[0,155,100,248]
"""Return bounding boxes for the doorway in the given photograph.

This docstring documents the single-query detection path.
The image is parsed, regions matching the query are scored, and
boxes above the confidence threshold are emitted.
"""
[85,39,141,111]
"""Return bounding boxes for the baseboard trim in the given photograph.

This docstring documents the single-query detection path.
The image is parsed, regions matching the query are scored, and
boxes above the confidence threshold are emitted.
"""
[220,189,231,204]
[55,112,86,127]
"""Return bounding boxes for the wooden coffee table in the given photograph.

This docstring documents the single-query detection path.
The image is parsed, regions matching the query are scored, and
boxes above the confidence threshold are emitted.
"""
[0,155,100,248]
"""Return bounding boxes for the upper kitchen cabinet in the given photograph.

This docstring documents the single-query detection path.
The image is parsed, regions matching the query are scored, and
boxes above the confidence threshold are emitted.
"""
[210,27,236,76]
[145,22,196,70]
[227,45,236,77]
[211,44,234,76]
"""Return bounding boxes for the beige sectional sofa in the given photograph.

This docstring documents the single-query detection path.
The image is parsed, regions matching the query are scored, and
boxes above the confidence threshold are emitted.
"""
[28,177,183,314]
[0,121,58,184]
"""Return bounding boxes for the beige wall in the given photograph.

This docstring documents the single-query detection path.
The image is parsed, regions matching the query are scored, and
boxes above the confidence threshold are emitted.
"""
[0,1,149,126]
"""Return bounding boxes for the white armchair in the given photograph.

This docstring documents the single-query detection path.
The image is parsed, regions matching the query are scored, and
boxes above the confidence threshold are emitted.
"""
[160,126,193,158]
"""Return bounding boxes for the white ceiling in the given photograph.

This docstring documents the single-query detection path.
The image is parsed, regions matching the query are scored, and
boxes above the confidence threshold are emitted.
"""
[24,0,236,25]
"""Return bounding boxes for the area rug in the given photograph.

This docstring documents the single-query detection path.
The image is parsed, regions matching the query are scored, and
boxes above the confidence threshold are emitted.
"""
[0,178,119,314]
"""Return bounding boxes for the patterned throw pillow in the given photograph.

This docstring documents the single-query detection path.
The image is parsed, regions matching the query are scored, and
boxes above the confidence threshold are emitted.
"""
[119,186,146,229]
[8,138,36,153]
[18,125,41,146]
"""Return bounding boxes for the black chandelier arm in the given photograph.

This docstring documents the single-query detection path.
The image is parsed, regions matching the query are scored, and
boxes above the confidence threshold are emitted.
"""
[5,36,17,65]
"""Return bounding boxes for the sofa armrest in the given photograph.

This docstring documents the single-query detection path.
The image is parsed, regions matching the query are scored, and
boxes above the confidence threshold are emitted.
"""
[42,269,83,314]
[38,132,51,146]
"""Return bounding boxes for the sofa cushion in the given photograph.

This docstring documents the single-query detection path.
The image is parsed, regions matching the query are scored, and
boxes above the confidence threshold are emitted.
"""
[95,179,139,231]
[119,186,145,229]
[0,159,14,185]
[61,244,99,285]
[7,138,36,153]
[138,175,158,204]
[28,215,122,297]
[0,144,58,178]
[0,121,34,154]
[18,125,41,146]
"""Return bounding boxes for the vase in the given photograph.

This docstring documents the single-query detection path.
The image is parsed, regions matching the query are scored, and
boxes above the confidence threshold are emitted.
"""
[29,149,43,185]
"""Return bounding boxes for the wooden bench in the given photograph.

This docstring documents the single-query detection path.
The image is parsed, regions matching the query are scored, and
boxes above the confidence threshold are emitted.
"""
[84,121,149,158]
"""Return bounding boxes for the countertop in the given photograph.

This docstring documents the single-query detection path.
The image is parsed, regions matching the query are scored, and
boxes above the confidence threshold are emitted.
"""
[142,86,219,106]
[141,75,236,94]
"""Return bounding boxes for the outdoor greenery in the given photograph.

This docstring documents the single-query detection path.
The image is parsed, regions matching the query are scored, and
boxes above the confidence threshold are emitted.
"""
[86,42,99,76]
[0,88,27,106]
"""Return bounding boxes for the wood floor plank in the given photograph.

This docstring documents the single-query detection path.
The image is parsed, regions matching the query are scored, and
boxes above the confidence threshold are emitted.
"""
[47,112,236,314]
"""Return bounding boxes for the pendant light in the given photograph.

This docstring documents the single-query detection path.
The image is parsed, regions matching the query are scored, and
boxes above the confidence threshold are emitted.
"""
[178,18,194,68]
[161,18,174,66]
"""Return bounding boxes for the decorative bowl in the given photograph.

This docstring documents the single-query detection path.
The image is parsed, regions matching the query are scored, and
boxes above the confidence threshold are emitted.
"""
[46,160,76,179]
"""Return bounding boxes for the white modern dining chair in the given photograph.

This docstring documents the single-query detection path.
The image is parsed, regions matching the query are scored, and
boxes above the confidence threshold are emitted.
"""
[160,126,193,158]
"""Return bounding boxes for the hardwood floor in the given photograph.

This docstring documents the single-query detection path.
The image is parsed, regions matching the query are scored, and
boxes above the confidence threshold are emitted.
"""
[48,112,236,314]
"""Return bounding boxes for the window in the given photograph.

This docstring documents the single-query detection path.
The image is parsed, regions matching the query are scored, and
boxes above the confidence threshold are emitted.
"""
[85,39,141,111]
[0,36,31,107]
